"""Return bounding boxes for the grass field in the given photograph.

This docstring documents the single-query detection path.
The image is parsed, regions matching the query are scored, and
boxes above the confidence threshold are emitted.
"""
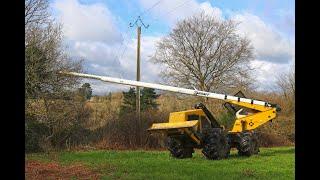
[26,146,294,180]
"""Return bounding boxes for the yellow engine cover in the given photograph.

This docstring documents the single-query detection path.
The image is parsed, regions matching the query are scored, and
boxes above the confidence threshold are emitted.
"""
[148,120,199,131]
[169,109,205,123]
[148,109,204,132]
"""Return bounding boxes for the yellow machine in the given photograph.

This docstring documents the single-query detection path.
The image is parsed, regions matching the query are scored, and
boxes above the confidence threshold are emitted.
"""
[61,72,281,160]
[148,96,281,159]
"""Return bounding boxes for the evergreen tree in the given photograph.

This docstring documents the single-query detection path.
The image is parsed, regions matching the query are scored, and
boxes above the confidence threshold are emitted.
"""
[141,88,159,111]
[78,83,93,100]
[120,87,159,115]
[120,88,136,115]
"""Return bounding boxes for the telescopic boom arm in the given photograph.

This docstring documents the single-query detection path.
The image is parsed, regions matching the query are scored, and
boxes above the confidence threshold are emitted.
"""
[61,72,275,107]
[61,71,281,132]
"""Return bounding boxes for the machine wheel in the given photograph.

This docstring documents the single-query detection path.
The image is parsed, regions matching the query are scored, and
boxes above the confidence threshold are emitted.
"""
[166,137,194,158]
[237,131,260,156]
[202,128,230,160]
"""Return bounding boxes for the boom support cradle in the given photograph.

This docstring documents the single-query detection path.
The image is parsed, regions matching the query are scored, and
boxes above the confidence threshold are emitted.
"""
[228,100,277,133]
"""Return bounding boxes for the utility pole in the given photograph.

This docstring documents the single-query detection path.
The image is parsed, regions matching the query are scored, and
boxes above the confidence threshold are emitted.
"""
[130,16,149,145]
[136,26,141,121]
[130,16,149,120]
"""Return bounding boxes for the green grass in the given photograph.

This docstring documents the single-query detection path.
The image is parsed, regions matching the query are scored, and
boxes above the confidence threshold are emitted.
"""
[26,146,294,180]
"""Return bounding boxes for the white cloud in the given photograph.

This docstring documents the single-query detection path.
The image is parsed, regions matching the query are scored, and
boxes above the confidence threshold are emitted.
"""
[52,0,122,44]
[199,2,223,20]
[73,41,121,67]
[250,60,292,91]
[233,13,294,64]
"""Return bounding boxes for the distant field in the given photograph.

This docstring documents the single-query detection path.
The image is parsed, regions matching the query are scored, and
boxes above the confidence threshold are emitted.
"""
[26,146,294,180]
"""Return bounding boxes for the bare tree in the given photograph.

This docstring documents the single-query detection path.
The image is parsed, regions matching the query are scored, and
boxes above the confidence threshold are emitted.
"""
[276,64,295,112]
[25,0,51,27]
[277,65,295,97]
[152,13,254,92]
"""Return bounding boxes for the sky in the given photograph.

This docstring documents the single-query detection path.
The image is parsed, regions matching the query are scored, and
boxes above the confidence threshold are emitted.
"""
[49,0,295,95]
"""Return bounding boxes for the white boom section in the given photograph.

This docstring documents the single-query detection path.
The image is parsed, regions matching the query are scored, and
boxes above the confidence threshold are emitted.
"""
[63,72,271,107]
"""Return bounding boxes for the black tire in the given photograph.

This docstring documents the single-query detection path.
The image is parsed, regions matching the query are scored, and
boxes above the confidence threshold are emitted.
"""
[237,131,260,156]
[166,137,194,158]
[202,128,230,160]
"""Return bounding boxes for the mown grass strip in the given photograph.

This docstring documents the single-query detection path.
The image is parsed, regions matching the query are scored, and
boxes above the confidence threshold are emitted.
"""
[26,146,294,180]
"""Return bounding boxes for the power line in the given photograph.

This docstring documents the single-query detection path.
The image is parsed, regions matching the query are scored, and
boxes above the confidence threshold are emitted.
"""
[144,0,194,25]
[115,26,130,59]
[140,0,164,17]
[113,23,134,79]
[116,25,131,57]
[167,0,193,15]
[117,29,131,65]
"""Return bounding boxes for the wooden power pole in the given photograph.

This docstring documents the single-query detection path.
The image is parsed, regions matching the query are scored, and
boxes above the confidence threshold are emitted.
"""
[136,26,141,121]
[129,16,148,145]
[130,16,148,122]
